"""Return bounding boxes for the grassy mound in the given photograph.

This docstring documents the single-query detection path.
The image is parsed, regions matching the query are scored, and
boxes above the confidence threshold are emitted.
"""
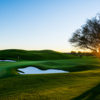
[0,49,77,61]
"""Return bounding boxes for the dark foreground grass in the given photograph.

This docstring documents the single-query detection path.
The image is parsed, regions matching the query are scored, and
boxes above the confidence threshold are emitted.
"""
[0,58,100,100]
[0,71,100,100]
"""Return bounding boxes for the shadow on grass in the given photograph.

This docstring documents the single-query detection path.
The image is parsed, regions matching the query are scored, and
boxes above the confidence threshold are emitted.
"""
[72,83,100,100]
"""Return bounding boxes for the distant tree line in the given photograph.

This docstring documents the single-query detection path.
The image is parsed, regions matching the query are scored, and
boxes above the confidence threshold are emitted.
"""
[70,51,95,58]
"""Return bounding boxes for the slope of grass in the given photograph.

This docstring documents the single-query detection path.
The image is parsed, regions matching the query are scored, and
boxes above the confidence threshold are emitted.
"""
[0,49,77,61]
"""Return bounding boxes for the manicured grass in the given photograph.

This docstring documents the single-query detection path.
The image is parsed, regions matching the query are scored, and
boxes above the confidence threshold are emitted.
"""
[0,58,100,78]
[0,58,100,100]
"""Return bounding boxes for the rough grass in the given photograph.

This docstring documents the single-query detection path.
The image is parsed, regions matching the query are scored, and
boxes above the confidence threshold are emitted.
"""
[0,58,100,100]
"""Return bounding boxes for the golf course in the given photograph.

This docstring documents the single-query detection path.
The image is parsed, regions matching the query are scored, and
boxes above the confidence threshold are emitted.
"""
[0,49,100,100]
[1,0,100,100]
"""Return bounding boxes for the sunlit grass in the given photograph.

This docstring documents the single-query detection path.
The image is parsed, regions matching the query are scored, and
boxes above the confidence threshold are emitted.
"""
[0,71,100,100]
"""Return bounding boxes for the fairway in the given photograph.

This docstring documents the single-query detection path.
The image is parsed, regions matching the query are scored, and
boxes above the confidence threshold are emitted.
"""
[0,58,100,100]
[0,57,100,78]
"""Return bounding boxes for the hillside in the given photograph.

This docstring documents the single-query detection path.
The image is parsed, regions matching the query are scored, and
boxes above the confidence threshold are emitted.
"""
[0,49,77,61]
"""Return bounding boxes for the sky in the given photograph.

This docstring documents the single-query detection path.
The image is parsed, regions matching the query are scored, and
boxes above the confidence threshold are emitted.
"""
[0,0,100,52]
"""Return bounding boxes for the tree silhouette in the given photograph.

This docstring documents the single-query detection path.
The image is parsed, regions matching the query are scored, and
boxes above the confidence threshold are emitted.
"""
[69,13,100,57]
